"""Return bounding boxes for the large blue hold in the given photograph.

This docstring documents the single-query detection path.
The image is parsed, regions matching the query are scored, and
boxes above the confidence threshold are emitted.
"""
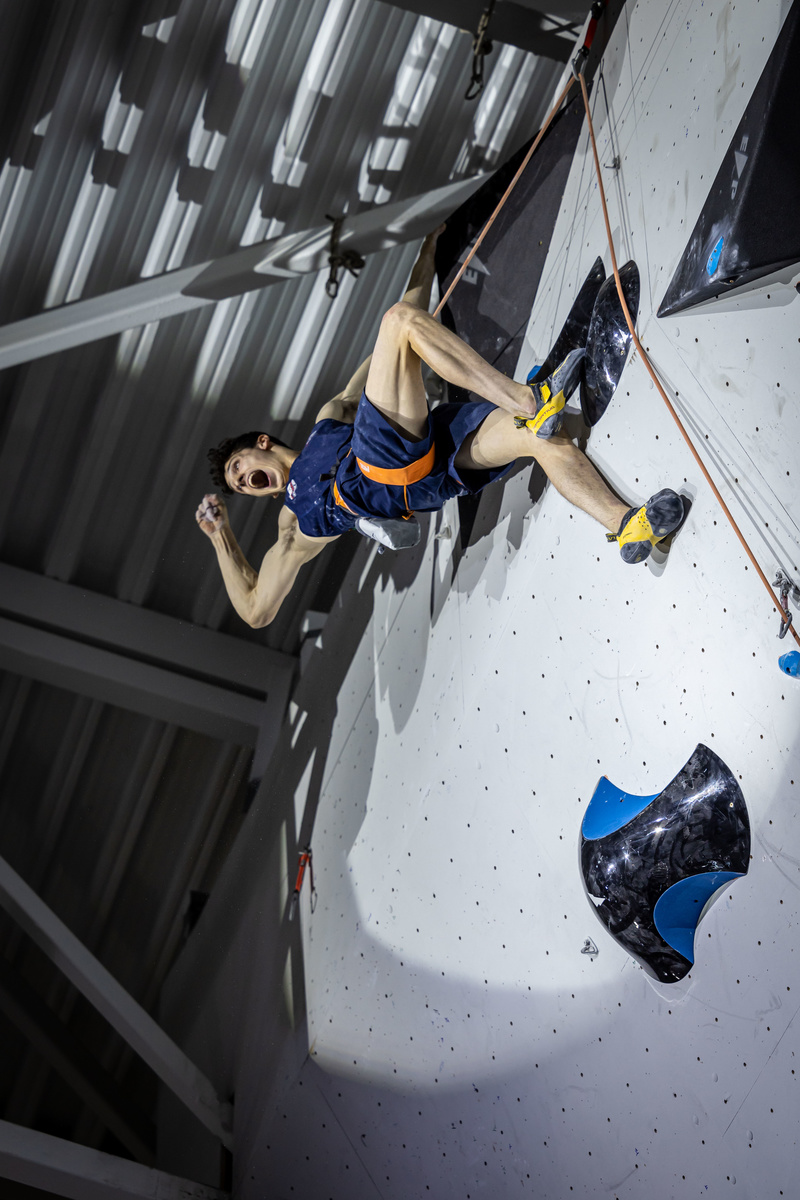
[580,744,750,983]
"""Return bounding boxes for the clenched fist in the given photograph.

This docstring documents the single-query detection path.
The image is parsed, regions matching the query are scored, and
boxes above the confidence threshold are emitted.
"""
[195,493,228,537]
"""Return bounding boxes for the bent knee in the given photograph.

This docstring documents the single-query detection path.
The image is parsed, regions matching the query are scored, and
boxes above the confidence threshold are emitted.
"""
[380,300,426,340]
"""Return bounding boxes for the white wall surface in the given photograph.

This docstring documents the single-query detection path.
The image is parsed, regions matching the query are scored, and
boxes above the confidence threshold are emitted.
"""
[161,1,800,1196]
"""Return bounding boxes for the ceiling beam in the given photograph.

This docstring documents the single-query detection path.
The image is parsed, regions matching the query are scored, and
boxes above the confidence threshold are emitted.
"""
[0,564,292,691]
[0,564,295,749]
[0,616,262,747]
[0,957,156,1166]
[0,175,484,370]
[0,856,233,1150]
[0,1119,228,1200]
[382,1,580,58]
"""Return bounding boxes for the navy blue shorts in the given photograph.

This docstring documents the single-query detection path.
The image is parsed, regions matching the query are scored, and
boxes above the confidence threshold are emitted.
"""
[335,392,513,520]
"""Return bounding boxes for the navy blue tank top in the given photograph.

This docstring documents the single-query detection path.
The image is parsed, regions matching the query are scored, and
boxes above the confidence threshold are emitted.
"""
[284,419,356,538]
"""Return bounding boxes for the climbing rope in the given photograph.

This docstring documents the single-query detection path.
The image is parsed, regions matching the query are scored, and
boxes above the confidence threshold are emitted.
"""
[574,67,800,648]
[433,74,577,319]
[434,0,798,649]
[433,3,608,318]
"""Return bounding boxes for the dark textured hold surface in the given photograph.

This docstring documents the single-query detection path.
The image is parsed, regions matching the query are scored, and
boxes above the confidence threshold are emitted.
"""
[580,744,751,983]
[435,94,586,403]
[657,0,800,316]
[580,260,639,426]
[528,256,605,387]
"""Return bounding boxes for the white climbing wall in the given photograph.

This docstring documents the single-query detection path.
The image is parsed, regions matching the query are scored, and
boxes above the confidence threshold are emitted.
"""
[160,1,800,1196]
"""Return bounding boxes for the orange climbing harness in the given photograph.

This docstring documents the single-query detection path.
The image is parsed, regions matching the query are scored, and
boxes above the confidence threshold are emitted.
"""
[433,0,799,649]
[333,444,436,519]
[332,478,355,514]
[355,445,435,486]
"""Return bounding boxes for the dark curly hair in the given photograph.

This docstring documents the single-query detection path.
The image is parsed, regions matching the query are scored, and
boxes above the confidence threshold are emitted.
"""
[207,431,289,494]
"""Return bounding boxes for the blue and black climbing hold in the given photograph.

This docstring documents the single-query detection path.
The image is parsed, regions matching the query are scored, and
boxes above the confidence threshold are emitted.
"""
[434,95,586,400]
[527,256,605,388]
[579,744,750,983]
[580,260,639,426]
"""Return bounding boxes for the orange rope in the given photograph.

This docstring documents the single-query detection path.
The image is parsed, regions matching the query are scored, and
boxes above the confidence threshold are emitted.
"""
[426,13,796,650]
[432,75,576,319]
[576,71,799,650]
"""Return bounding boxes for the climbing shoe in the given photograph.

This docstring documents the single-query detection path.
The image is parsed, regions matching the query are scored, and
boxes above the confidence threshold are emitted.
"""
[607,488,686,564]
[515,347,585,439]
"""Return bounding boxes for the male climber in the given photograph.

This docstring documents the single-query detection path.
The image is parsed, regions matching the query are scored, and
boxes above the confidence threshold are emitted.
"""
[196,228,684,628]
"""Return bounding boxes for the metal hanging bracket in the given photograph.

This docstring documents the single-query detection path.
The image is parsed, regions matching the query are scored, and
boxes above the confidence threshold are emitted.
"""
[326,214,365,298]
[465,1,496,100]
[774,571,800,639]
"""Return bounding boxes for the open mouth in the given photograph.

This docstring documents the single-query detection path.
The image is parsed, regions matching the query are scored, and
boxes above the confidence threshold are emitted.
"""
[247,469,270,490]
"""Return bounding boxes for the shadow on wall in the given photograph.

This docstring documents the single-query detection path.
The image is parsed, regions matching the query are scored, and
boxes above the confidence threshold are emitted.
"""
[159,478,800,1187]
[157,529,433,1154]
[236,742,800,1196]
[157,469,549,1166]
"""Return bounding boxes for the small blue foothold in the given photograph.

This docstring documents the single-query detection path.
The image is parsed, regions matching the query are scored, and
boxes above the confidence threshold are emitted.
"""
[779,650,800,676]
[706,236,724,276]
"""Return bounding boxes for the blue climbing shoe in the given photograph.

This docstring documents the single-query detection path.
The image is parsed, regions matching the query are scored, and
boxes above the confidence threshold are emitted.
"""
[515,347,585,439]
[608,488,686,564]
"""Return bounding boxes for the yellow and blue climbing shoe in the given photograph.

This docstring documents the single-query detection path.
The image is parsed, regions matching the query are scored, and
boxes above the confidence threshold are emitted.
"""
[607,488,686,564]
[515,347,585,439]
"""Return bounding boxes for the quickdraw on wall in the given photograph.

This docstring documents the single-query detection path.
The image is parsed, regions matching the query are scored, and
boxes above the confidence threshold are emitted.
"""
[289,846,317,919]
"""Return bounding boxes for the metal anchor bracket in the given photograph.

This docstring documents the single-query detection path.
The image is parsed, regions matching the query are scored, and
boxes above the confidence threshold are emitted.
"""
[326,214,365,299]
[773,571,800,639]
[465,1,496,100]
